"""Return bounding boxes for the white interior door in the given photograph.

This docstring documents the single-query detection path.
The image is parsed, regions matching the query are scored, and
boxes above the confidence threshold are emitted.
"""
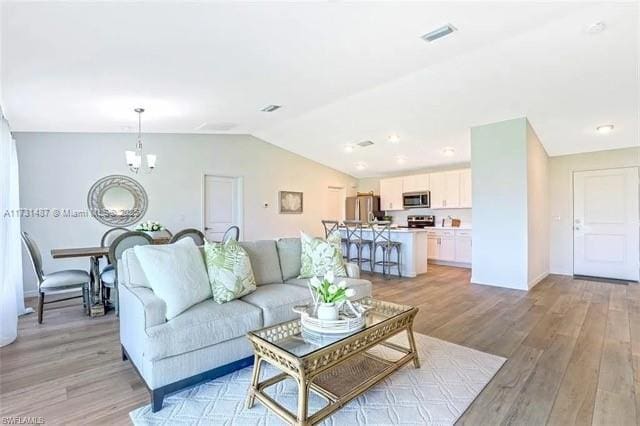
[325,187,344,221]
[204,175,241,241]
[574,167,639,281]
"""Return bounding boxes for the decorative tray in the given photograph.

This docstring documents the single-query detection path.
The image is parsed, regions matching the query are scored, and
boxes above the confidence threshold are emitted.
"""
[292,302,370,334]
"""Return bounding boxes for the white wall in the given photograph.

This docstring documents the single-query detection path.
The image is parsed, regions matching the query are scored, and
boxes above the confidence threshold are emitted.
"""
[470,118,529,290]
[526,122,549,288]
[549,147,640,275]
[15,132,357,294]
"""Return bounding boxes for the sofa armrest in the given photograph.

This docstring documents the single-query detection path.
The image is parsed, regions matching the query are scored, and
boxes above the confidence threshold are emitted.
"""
[120,284,167,330]
[345,262,360,279]
[119,282,167,381]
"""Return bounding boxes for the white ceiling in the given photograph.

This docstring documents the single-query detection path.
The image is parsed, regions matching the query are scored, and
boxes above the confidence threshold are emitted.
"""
[2,2,638,177]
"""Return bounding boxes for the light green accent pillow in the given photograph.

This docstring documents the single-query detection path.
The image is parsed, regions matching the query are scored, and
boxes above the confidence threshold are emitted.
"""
[298,231,347,278]
[204,239,257,304]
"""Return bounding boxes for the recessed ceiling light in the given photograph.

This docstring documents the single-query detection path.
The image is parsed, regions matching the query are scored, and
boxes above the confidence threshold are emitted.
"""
[355,162,367,171]
[421,24,457,43]
[441,147,455,157]
[586,21,606,34]
[396,155,407,164]
[357,140,374,147]
[388,134,400,144]
[596,124,614,134]
[260,105,282,112]
[344,144,354,153]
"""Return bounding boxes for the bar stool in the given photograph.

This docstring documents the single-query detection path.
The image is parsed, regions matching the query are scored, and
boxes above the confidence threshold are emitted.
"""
[321,219,348,259]
[343,220,373,271]
[372,222,402,278]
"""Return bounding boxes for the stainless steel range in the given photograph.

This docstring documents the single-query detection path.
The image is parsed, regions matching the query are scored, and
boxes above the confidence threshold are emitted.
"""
[407,215,435,228]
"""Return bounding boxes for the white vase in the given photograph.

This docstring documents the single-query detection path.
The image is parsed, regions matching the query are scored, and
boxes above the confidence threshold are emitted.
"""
[143,230,165,239]
[317,302,339,321]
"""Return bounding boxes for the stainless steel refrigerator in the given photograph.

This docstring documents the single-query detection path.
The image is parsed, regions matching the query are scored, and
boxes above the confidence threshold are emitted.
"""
[345,193,381,223]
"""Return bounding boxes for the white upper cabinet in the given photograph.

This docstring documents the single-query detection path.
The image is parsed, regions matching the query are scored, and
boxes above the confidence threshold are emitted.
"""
[429,172,446,209]
[380,177,404,211]
[443,170,460,208]
[429,169,470,209]
[402,174,429,193]
[379,168,471,211]
[459,168,472,208]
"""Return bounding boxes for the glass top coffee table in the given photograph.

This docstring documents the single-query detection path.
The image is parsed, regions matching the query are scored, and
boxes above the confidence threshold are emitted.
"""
[245,297,420,425]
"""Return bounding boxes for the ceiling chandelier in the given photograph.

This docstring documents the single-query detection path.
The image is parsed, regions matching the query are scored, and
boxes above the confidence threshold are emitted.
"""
[125,108,156,173]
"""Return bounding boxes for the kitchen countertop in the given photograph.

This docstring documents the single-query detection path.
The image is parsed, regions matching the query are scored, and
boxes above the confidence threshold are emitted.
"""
[426,226,472,230]
[339,226,428,233]
[338,225,471,233]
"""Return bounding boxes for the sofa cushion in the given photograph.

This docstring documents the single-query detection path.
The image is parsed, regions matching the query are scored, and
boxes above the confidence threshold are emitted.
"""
[276,238,301,281]
[144,298,262,361]
[285,277,372,301]
[238,240,283,285]
[134,238,212,320]
[299,231,346,278]
[241,284,312,326]
[204,240,256,303]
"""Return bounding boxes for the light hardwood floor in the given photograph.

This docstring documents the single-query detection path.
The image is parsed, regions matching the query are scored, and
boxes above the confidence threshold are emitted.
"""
[1,265,638,425]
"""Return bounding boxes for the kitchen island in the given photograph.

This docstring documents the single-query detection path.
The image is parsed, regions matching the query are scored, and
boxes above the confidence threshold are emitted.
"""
[339,227,428,277]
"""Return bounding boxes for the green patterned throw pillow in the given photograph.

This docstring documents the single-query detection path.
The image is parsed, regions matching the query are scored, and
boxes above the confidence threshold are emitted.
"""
[298,231,347,278]
[204,239,256,303]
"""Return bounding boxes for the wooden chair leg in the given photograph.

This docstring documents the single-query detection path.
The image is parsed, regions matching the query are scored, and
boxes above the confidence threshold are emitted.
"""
[37,292,44,324]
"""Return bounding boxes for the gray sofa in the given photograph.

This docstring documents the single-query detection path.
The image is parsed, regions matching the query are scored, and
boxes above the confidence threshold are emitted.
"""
[118,237,372,412]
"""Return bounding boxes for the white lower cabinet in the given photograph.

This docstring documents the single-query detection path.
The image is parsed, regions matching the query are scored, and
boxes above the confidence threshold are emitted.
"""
[454,230,472,263]
[427,229,471,265]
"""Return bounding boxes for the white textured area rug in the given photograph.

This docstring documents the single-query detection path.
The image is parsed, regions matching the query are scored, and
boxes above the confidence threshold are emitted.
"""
[130,334,505,425]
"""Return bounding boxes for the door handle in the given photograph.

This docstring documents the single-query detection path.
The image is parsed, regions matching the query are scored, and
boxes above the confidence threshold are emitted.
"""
[205,227,211,230]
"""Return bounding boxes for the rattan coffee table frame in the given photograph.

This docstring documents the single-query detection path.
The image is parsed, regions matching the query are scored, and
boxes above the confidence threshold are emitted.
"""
[245,298,420,425]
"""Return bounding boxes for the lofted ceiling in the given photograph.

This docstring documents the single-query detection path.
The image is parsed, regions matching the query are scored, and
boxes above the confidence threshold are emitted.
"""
[2,1,638,177]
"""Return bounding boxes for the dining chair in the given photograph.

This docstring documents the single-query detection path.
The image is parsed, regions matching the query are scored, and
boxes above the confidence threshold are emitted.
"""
[222,225,240,243]
[100,227,129,248]
[322,219,348,259]
[99,227,129,302]
[100,231,153,315]
[169,228,206,245]
[21,232,91,324]
[343,220,373,271]
[372,222,402,278]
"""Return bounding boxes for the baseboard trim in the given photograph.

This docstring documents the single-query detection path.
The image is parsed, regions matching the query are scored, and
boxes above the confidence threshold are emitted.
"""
[528,272,549,290]
[429,260,471,269]
[24,290,39,298]
[470,277,527,291]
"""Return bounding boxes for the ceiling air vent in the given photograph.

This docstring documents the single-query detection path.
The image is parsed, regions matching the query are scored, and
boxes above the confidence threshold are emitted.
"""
[357,140,374,147]
[421,24,457,42]
[261,105,282,112]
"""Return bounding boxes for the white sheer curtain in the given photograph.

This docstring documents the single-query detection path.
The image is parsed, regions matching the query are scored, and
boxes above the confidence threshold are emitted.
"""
[1,109,25,347]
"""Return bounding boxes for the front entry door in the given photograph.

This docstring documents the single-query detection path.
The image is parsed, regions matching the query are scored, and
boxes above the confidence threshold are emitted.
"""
[573,167,639,281]
[204,175,240,241]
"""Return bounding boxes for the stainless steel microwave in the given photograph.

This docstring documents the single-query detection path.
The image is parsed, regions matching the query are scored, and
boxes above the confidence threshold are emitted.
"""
[402,191,431,209]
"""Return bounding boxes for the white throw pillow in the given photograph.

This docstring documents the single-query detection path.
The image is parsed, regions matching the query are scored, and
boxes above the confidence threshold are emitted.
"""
[134,238,212,320]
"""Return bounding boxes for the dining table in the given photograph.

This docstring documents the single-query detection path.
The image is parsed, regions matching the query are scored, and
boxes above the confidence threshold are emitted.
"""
[50,235,169,316]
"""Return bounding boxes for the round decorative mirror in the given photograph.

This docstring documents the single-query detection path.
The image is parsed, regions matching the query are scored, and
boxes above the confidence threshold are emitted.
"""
[87,175,148,226]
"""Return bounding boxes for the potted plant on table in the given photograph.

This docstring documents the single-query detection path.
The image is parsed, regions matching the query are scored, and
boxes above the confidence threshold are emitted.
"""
[136,220,165,239]
[309,271,356,320]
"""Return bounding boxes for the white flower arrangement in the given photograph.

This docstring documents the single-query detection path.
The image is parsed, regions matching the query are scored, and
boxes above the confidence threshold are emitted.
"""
[136,220,164,232]
[308,270,356,304]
